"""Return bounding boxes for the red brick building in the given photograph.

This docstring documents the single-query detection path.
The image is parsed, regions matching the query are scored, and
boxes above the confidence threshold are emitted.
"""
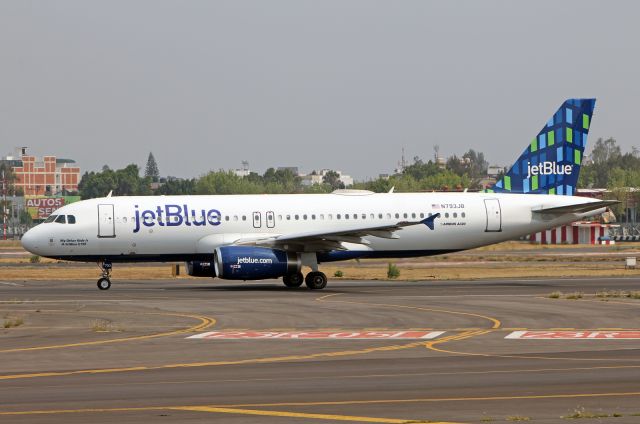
[10,155,80,196]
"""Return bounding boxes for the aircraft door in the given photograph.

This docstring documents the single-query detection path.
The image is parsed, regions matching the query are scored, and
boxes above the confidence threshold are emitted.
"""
[266,211,275,228]
[253,211,262,228]
[484,199,502,232]
[98,204,116,238]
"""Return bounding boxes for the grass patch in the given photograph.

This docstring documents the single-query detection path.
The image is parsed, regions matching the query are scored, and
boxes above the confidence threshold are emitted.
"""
[506,416,530,421]
[91,319,122,333]
[333,270,344,278]
[565,292,584,300]
[29,255,40,263]
[562,406,618,419]
[548,291,562,299]
[387,263,400,279]
[3,316,24,328]
[595,290,640,299]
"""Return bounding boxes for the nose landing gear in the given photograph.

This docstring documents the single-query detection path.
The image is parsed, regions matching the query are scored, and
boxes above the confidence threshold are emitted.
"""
[97,261,112,290]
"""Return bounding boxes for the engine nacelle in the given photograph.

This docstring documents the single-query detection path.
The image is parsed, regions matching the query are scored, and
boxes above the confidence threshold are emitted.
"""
[214,246,300,280]
[186,261,217,278]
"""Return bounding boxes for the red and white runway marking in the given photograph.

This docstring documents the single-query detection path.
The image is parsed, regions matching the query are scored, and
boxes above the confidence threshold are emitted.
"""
[188,330,445,340]
[506,330,640,340]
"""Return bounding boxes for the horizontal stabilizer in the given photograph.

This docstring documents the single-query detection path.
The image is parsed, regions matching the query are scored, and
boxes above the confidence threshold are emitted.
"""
[532,200,619,215]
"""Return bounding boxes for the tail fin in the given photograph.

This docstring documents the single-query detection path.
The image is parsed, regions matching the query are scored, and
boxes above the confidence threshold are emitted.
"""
[489,98,596,195]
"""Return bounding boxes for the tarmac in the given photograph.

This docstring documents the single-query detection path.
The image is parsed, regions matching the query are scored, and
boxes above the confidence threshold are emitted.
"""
[2,276,640,423]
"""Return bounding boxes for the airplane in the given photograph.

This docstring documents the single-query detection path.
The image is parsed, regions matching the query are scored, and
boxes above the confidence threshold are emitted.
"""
[21,98,616,291]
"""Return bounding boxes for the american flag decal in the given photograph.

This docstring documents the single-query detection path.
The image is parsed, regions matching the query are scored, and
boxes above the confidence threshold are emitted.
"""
[431,204,441,209]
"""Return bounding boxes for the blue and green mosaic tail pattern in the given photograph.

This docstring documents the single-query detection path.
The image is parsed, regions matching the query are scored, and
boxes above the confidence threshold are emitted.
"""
[488,98,596,195]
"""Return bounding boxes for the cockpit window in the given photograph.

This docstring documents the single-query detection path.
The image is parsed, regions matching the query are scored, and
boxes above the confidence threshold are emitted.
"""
[55,215,66,224]
[44,215,57,223]
[67,215,76,224]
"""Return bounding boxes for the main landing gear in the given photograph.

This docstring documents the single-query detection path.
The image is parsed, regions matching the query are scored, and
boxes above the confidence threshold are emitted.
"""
[283,272,304,288]
[97,261,112,290]
[305,271,328,290]
[282,271,328,290]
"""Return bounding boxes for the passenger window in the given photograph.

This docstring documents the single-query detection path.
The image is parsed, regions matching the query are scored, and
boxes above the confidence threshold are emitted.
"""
[233,215,238,221]
[411,213,416,219]
[445,212,450,218]
[286,215,291,220]
[461,212,466,218]
[320,214,324,220]
[312,214,316,220]
[353,214,357,220]
[378,213,383,219]
[55,215,66,224]
[453,212,458,218]
[345,214,349,219]
[278,215,283,221]
[362,214,366,220]
[370,213,374,219]
[337,214,341,219]
[295,214,299,220]
[428,212,433,217]
[242,216,246,221]
[395,213,399,219]
[45,215,57,223]
[225,216,230,221]
[403,213,408,219]
[420,213,424,219]
[303,214,307,220]
[386,213,391,219]
[328,214,333,220]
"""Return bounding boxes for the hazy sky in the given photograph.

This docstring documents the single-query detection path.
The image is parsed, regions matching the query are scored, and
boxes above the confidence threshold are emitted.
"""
[1,1,638,180]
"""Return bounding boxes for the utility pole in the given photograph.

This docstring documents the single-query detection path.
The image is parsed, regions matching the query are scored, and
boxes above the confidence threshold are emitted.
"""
[1,169,6,240]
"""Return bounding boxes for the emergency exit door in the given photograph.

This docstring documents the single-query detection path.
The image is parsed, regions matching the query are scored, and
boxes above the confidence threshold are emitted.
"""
[484,199,502,232]
[98,204,116,238]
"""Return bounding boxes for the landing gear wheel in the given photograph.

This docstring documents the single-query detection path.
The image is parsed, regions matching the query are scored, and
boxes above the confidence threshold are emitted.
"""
[283,272,304,288]
[305,271,327,290]
[97,278,111,290]
[97,261,113,290]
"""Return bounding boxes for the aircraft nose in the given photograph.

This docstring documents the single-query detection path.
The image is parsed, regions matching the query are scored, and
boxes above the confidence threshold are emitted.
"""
[21,228,40,255]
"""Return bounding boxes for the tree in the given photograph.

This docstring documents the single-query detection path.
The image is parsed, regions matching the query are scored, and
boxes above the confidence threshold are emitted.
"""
[78,164,150,199]
[144,152,160,183]
[322,170,345,190]
[0,162,19,196]
[591,137,621,165]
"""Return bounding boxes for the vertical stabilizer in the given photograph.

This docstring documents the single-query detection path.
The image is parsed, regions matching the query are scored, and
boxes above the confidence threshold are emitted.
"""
[489,98,596,195]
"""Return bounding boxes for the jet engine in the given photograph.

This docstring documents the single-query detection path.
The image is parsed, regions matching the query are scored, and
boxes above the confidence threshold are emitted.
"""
[214,246,301,280]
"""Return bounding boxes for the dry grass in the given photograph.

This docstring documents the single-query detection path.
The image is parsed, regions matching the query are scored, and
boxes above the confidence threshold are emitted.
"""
[2,262,640,282]
[3,316,24,328]
[0,240,23,249]
[91,319,122,332]
[562,407,620,419]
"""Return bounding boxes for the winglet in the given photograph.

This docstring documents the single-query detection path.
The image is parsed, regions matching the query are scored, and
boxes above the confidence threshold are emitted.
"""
[421,213,440,230]
[106,190,113,198]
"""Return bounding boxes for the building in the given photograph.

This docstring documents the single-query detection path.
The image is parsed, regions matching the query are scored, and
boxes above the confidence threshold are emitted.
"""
[2,150,80,196]
[301,169,353,187]
[529,222,619,245]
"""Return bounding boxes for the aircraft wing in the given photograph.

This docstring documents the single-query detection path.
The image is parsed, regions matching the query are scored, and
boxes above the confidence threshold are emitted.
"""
[532,200,619,215]
[233,213,440,251]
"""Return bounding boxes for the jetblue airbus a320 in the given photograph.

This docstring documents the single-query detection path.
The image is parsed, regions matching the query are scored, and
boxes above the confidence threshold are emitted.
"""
[21,99,614,290]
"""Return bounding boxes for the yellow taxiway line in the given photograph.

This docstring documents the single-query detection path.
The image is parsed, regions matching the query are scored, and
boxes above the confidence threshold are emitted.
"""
[0,309,216,354]
[0,405,461,423]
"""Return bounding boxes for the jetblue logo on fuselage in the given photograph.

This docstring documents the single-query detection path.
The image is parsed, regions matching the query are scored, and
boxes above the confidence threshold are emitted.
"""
[527,162,573,179]
[133,204,221,233]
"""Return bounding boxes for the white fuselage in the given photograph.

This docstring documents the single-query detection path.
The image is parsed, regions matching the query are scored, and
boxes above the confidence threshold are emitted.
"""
[21,191,603,263]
